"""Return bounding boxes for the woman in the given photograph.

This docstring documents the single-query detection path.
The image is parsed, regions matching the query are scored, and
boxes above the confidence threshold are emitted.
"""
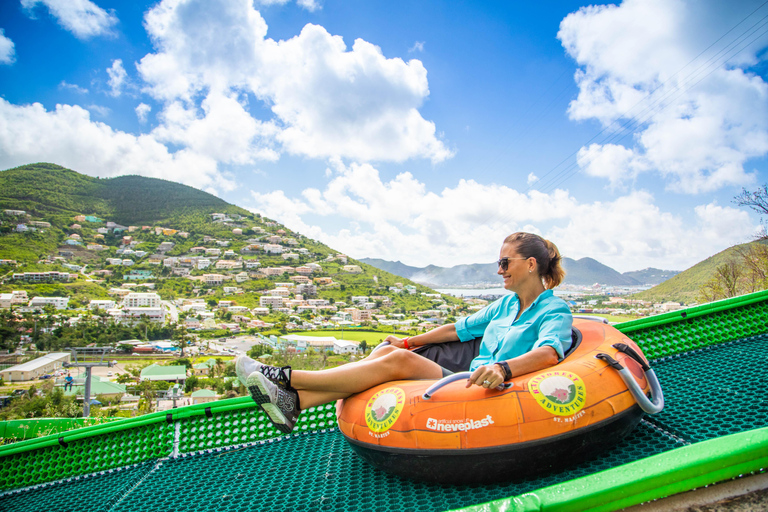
[236,232,573,434]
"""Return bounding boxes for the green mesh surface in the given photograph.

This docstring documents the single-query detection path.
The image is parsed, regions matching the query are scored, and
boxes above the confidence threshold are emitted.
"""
[617,290,768,359]
[4,335,765,512]
[2,293,768,512]
[0,422,684,512]
[642,335,768,443]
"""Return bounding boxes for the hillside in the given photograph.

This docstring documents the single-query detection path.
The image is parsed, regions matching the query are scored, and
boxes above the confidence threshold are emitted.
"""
[361,256,678,287]
[0,163,247,226]
[0,163,252,261]
[0,163,446,315]
[631,240,768,303]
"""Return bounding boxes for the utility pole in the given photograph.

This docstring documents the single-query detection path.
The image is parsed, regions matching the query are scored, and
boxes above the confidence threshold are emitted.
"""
[63,347,117,418]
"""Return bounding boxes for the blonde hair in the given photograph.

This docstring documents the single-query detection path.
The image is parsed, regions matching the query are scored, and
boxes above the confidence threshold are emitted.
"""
[503,232,566,289]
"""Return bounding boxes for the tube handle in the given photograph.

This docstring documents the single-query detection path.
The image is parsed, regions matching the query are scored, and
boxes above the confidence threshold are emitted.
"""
[595,352,665,414]
[422,372,512,400]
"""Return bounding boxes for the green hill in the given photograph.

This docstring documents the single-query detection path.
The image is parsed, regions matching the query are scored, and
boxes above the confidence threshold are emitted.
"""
[631,240,768,303]
[0,163,255,260]
[0,163,247,226]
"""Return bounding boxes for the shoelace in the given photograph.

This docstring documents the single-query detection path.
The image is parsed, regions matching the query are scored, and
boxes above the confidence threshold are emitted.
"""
[261,365,290,385]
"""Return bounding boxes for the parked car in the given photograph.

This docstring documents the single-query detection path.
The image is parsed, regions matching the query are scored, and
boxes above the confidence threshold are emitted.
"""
[39,374,52,380]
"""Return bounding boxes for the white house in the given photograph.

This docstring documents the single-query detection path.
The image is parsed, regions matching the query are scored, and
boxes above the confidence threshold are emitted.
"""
[259,296,284,308]
[89,300,117,311]
[269,287,291,297]
[29,296,70,310]
[203,274,225,286]
[263,244,284,254]
[334,340,359,355]
[123,292,162,308]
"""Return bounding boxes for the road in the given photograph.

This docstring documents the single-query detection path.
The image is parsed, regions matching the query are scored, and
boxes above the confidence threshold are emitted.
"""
[163,301,178,323]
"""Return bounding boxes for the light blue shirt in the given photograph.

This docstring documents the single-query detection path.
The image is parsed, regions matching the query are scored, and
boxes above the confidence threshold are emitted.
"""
[455,289,573,371]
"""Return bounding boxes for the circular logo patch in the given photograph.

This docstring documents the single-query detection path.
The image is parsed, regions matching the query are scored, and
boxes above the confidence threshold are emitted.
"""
[528,371,587,416]
[365,387,406,433]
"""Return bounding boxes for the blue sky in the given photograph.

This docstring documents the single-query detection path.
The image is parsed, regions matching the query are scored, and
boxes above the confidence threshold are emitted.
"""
[1,0,767,272]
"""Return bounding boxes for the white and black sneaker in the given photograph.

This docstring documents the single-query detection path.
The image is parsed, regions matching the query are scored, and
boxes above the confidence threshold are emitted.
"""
[246,372,301,434]
[235,355,293,390]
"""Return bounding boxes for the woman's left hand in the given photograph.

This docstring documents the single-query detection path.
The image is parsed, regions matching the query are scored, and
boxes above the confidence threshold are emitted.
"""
[466,364,505,389]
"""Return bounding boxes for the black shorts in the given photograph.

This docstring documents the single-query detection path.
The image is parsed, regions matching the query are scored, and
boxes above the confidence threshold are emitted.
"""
[412,338,483,378]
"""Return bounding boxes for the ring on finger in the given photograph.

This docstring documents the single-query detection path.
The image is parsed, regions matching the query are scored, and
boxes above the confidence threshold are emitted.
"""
[483,380,491,387]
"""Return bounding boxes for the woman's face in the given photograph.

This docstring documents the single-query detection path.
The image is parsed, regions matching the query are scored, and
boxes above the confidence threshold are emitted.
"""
[497,243,536,291]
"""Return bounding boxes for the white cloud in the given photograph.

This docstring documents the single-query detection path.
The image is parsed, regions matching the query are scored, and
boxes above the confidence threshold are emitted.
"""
[150,92,280,164]
[107,59,127,97]
[86,104,110,117]
[296,0,320,11]
[576,143,647,189]
[138,0,452,163]
[135,103,151,123]
[550,191,756,271]
[249,162,753,271]
[558,0,768,194]
[527,172,538,186]
[0,29,15,65]
[59,81,88,94]
[21,0,118,39]
[409,41,425,53]
[255,0,320,11]
[0,98,233,193]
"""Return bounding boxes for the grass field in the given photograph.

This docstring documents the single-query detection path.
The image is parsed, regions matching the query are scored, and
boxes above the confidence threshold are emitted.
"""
[290,330,399,346]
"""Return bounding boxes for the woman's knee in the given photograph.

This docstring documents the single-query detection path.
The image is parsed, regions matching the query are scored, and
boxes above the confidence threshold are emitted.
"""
[367,344,398,359]
[381,349,432,378]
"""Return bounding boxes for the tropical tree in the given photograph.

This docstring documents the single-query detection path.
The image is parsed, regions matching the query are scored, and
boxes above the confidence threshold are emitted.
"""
[170,321,193,357]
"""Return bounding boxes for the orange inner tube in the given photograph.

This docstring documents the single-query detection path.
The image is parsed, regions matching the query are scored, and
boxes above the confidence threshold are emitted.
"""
[338,319,650,451]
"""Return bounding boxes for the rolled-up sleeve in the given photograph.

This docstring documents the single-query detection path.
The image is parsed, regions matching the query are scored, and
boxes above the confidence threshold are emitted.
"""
[532,306,573,360]
[455,298,506,342]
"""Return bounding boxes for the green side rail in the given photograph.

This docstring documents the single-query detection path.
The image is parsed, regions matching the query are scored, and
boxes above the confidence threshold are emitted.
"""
[452,426,768,512]
[0,396,258,458]
[0,417,123,442]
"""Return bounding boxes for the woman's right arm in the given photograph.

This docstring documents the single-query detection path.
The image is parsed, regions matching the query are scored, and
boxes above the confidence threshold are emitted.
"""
[384,323,459,349]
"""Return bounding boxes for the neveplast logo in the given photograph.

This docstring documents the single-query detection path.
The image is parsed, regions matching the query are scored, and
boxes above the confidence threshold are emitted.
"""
[365,387,406,433]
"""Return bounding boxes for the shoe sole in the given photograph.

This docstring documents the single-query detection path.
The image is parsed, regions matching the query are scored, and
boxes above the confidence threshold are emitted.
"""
[247,375,292,434]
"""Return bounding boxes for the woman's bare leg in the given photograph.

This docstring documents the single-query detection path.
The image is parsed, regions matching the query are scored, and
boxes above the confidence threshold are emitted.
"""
[292,349,443,408]
[297,390,349,409]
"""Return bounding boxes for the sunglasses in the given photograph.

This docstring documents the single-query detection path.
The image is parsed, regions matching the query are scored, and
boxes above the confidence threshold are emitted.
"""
[497,257,529,272]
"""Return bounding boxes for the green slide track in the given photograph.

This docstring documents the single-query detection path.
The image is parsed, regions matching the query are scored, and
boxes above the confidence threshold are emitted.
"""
[1,290,767,511]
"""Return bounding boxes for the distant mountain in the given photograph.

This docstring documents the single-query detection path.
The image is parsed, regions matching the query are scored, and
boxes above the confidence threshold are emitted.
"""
[622,268,680,286]
[360,257,679,287]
